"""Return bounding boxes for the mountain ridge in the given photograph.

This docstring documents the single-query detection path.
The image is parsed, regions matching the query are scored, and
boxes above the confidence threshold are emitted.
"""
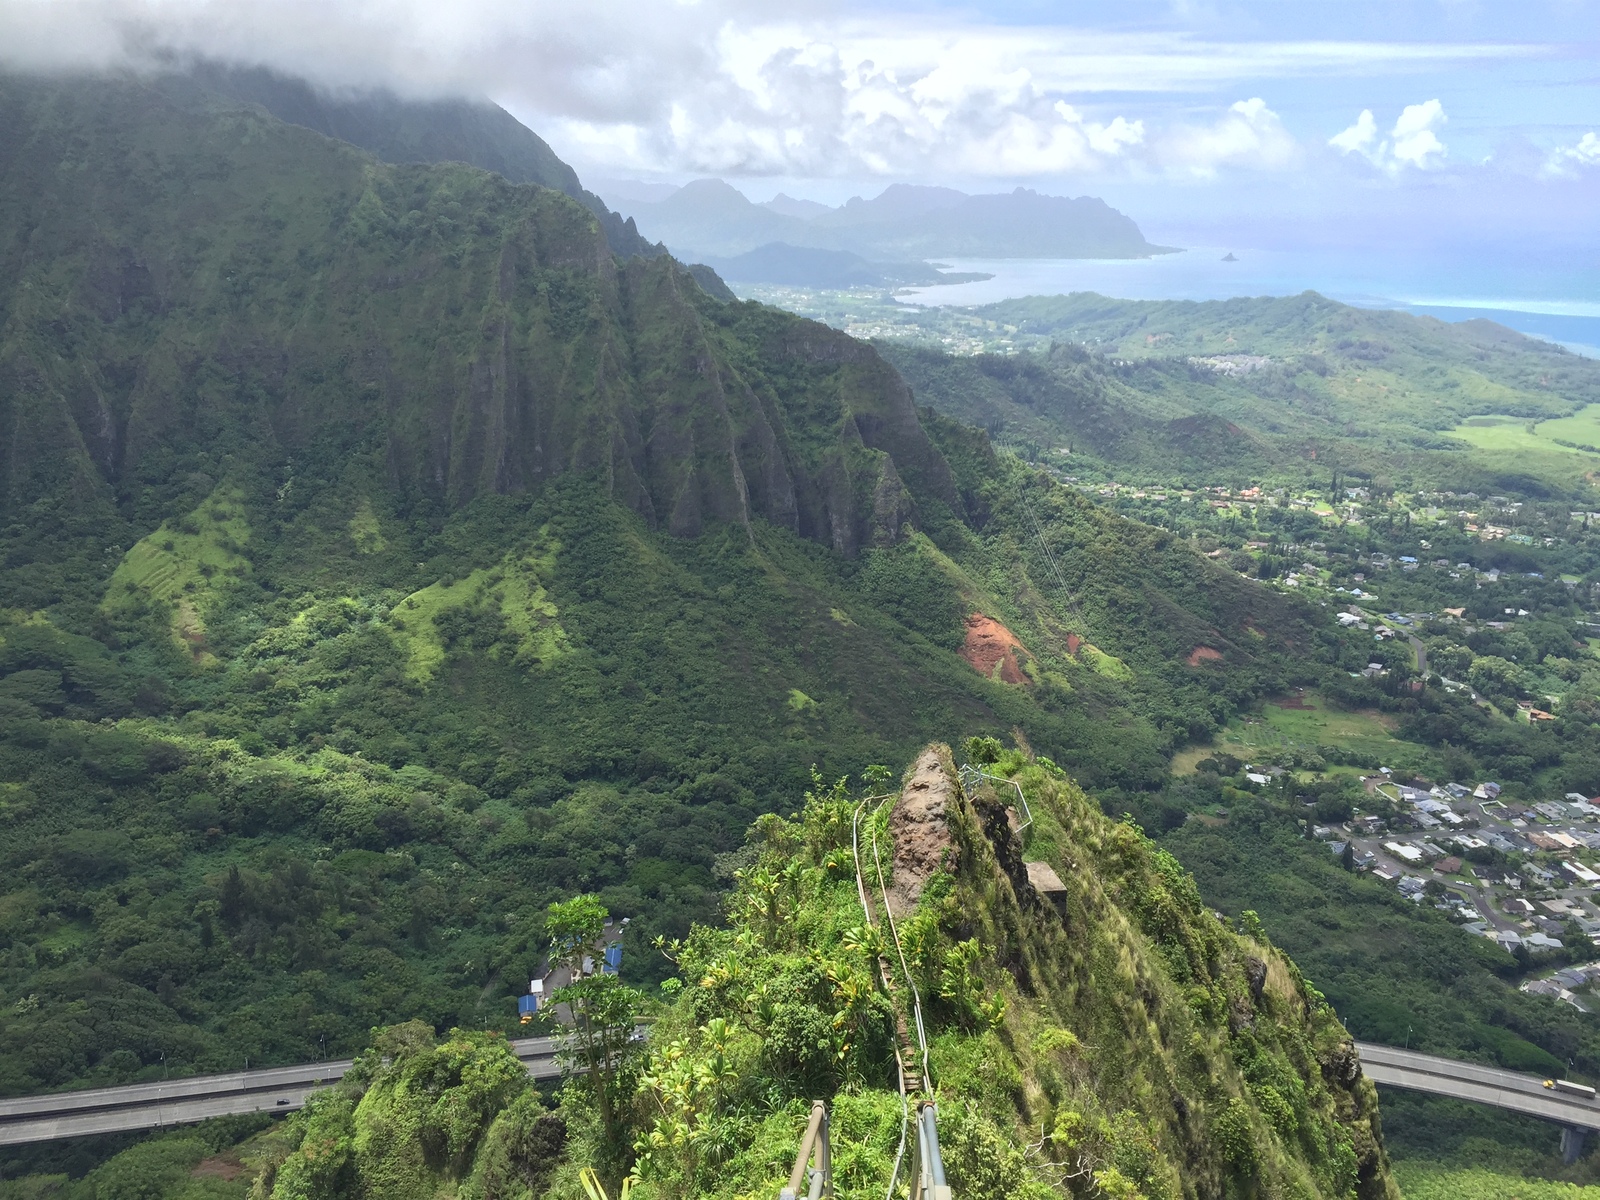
[173,62,665,262]
[0,64,1383,1200]
[0,69,958,590]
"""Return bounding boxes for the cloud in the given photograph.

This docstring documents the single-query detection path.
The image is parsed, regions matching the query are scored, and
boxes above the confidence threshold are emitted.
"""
[0,2,1524,181]
[1390,99,1447,167]
[1330,100,1447,171]
[1542,131,1600,177]
[1328,109,1377,155]
[1155,98,1299,177]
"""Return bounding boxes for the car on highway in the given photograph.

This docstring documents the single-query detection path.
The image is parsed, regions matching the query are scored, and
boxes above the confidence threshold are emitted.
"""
[1543,1079,1599,1098]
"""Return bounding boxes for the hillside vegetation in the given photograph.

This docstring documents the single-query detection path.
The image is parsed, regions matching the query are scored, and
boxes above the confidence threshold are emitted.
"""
[6,745,1396,1199]
[883,293,1600,497]
[0,67,1329,1128]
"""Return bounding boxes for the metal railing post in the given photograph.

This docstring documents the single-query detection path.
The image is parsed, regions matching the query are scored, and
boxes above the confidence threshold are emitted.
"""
[960,763,1032,834]
[914,1102,952,1200]
[779,1101,832,1200]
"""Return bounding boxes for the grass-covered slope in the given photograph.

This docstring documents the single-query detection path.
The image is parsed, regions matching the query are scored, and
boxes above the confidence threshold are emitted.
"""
[883,292,1600,497]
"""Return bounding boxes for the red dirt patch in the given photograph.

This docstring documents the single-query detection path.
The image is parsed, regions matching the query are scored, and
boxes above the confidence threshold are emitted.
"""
[1065,632,1082,655]
[1186,646,1224,666]
[960,613,1031,685]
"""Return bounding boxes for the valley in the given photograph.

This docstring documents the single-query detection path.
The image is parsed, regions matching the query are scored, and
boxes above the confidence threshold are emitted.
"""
[0,55,1598,1200]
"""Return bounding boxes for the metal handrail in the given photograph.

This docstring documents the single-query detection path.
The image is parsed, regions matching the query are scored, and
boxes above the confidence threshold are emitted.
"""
[908,1101,952,1200]
[779,1100,833,1199]
[959,763,1031,833]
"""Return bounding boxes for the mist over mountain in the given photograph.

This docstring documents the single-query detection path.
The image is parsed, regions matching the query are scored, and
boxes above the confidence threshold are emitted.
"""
[176,62,665,262]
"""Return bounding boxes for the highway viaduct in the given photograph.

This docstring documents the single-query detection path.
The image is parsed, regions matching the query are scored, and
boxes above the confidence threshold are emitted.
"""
[1356,1041,1600,1163]
[0,1036,562,1147]
[5,1038,1600,1163]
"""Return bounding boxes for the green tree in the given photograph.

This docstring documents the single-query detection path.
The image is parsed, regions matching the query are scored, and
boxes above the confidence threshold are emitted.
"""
[1468,655,1528,705]
[546,896,644,1174]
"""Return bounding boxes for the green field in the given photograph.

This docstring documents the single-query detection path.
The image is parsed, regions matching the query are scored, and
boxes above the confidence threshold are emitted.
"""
[1394,1162,1600,1199]
[1449,405,1600,458]
[1173,690,1407,773]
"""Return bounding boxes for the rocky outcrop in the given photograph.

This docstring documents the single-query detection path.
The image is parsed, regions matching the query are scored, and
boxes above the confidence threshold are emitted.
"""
[885,746,959,917]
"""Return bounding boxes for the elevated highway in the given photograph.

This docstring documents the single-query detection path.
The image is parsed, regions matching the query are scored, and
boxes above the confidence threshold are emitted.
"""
[0,1036,562,1147]
[1357,1041,1600,1161]
[4,1032,1597,1155]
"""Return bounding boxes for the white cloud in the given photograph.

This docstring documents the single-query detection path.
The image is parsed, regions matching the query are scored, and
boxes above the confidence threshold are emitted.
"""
[1329,100,1447,172]
[1329,109,1377,155]
[0,3,1522,180]
[1542,132,1600,177]
[1390,99,1447,167]
[1155,97,1299,177]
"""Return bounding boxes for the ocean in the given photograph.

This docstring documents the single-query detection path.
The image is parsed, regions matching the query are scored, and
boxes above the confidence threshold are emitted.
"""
[895,246,1600,357]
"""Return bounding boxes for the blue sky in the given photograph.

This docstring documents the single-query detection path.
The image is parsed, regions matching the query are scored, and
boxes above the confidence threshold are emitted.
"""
[533,0,1598,261]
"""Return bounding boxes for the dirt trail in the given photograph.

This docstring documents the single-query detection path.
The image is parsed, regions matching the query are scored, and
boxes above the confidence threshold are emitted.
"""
[885,747,958,918]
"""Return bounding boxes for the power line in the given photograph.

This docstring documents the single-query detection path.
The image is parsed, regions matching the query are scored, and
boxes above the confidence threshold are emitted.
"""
[1020,491,1088,638]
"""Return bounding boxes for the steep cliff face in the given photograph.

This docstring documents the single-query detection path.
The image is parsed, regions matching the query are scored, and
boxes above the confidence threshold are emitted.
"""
[0,71,951,566]
[939,745,1395,1199]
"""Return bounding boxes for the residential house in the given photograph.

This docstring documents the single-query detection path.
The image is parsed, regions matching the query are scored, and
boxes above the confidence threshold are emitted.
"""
[1564,861,1600,885]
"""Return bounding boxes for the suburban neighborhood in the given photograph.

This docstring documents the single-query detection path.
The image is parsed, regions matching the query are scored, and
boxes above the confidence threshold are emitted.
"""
[1316,772,1600,1008]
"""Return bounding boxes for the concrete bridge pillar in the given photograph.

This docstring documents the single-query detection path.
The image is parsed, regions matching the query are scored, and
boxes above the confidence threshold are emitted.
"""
[1562,1125,1587,1165]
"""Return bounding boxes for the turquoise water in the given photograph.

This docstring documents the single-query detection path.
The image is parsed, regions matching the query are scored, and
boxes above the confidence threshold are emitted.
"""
[897,247,1600,356]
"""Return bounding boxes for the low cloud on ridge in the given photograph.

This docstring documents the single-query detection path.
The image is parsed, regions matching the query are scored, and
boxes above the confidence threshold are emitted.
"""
[0,0,1546,184]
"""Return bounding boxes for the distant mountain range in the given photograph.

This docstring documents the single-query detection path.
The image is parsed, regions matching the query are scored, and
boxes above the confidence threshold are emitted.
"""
[611,178,1176,275]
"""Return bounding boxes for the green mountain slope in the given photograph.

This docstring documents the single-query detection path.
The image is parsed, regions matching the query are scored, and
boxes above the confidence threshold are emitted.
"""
[872,293,1600,497]
[0,66,1335,1165]
[0,69,960,608]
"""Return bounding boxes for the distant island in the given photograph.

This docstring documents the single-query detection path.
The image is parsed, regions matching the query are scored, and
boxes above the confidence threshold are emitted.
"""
[608,178,1178,283]
[1222,251,1238,262]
